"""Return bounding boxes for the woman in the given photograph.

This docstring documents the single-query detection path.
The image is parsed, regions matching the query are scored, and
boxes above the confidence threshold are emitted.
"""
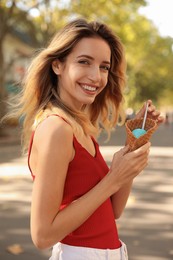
[17,19,163,259]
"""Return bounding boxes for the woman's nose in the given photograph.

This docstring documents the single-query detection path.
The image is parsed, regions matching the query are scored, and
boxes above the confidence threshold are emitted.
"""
[88,66,101,83]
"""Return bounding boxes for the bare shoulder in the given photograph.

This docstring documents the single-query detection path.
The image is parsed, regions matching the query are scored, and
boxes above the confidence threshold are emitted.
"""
[34,115,74,159]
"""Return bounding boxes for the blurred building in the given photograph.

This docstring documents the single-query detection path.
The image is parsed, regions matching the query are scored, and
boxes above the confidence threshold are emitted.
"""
[3,29,35,94]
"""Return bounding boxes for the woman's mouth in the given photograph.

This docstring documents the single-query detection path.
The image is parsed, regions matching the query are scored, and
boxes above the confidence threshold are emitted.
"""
[80,84,98,94]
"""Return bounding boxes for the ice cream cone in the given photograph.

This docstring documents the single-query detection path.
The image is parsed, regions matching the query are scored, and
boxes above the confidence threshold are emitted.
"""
[125,118,157,151]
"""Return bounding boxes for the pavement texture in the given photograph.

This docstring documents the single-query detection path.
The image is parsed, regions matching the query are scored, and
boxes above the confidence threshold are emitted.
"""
[0,123,173,260]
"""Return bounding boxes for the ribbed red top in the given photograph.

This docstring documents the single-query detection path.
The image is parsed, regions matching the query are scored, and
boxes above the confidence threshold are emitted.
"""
[28,115,121,249]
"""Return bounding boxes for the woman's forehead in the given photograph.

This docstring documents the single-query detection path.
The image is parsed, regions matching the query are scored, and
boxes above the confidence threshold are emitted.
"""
[71,37,111,61]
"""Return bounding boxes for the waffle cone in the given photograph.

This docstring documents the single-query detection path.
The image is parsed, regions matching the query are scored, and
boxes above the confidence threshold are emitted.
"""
[125,118,157,151]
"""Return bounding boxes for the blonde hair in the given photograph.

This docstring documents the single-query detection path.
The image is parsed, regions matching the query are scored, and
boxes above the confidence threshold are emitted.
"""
[4,18,126,152]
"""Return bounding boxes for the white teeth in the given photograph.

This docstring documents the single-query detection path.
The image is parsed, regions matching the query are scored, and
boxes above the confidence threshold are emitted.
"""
[81,85,97,91]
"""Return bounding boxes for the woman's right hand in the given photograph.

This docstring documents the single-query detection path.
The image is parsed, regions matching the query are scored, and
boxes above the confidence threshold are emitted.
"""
[109,142,150,192]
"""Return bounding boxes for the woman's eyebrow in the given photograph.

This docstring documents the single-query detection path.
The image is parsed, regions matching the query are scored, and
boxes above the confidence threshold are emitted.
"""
[77,54,94,60]
[77,55,110,65]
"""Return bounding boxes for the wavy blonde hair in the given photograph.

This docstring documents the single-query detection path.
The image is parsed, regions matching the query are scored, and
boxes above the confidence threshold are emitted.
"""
[5,18,126,152]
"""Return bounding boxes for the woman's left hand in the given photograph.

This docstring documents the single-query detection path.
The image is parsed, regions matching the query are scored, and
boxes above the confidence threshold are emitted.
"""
[135,99,165,126]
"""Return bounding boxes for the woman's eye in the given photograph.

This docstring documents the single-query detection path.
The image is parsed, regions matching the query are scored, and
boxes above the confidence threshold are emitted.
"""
[101,65,110,71]
[78,60,89,65]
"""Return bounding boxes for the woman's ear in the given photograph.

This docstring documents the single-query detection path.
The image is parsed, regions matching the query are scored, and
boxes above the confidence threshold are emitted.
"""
[52,60,62,75]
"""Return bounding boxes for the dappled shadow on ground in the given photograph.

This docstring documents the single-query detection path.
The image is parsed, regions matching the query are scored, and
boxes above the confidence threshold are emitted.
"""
[118,156,173,260]
[0,126,22,164]
[0,177,51,260]
[0,144,22,164]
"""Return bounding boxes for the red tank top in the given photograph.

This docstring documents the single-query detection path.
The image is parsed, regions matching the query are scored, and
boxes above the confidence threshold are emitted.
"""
[28,115,121,249]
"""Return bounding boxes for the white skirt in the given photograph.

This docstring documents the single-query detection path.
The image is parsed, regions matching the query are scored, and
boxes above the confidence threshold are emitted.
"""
[49,241,128,260]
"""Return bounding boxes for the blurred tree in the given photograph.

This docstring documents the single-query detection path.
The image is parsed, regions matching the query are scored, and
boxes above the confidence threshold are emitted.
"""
[0,0,68,130]
[0,0,38,127]
[26,0,70,46]
[124,15,173,109]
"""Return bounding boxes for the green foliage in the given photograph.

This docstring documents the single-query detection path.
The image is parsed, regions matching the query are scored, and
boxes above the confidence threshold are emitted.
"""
[30,1,69,46]
[158,88,173,108]
[0,0,37,44]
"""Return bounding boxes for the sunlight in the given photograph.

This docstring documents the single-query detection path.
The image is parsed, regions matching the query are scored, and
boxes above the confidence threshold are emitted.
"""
[139,0,173,37]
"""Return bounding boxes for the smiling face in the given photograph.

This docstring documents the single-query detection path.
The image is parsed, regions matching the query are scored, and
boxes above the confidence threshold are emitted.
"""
[52,37,111,110]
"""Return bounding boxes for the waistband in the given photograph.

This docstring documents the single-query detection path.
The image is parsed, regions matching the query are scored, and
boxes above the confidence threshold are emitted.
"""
[49,240,128,260]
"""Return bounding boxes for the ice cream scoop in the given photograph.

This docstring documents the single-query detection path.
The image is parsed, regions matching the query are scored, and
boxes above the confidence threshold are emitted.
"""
[132,102,148,138]
[132,128,146,138]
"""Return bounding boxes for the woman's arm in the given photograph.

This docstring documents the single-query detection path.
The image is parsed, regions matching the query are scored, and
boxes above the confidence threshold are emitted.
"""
[111,180,133,219]
[30,117,150,249]
[110,143,150,219]
[110,100,164,219]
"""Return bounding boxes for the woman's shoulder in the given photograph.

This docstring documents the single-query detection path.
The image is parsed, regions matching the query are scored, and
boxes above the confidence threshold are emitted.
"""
[34,115,74,150]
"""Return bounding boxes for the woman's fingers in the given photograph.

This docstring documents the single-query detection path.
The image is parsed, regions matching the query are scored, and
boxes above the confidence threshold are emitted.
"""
[120,145,130,155]
[135,100,164,125]
[156,115,165,125]
[127,142,150,158]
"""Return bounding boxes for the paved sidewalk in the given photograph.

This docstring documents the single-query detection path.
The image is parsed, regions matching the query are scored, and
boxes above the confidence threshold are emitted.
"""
[0,124,173,260]
[101,146,173,260]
